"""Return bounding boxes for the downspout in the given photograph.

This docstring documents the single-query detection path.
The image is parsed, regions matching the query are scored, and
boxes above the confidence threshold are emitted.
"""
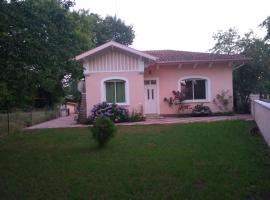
[232,63,245,71]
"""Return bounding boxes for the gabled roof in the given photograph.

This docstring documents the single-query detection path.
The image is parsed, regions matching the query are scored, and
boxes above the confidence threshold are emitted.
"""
[75,41,158,61]
[143,50,251,63]
[75,41,251,63]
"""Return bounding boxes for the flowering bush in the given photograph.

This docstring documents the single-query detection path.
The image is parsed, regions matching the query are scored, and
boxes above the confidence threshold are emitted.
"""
[88,102,129,123]
[164,90,190,112]
[213,90,232,111]
[129,110,145,122]
[191,103,212,117]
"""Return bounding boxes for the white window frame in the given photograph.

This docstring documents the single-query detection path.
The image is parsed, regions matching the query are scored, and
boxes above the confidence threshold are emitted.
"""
[101,76,129,105]
[177,76,211,103]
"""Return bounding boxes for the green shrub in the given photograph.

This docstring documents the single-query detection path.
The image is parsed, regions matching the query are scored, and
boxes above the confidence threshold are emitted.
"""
[129,110,145,122]
[191,103,212,117]
[91,117,116,148]
[211,111,234,116]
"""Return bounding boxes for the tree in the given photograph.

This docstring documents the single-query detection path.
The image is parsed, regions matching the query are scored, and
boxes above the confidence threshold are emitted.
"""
[92,15,135,46]
[210,27,242,55]
[71,11,135,46]
[0,0,85,108]
[210,26,270,113]
[261,16,270,41]
[67,9,136,48]
[0,1,135,109]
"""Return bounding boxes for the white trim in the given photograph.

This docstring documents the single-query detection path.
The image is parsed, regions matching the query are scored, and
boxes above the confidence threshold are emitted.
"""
[83,61,90,76]
[177,76,211,103]
[138,58,144,72]
[144,77,160,114]
[76,41,158,61]
[101,76,130,106]
[84,69,145,74]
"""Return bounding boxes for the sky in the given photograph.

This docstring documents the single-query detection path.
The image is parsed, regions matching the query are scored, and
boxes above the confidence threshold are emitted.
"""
[74,0,270,52]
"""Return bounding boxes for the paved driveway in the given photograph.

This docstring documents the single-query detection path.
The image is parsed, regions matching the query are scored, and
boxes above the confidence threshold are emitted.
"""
[25,114,252,130]
[25,114,84,129]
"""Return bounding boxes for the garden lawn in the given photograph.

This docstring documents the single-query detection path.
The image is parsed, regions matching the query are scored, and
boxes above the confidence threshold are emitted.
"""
[0,120,270,200]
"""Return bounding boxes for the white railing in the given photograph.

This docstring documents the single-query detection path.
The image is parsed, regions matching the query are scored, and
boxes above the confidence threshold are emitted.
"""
[251,100,270,147]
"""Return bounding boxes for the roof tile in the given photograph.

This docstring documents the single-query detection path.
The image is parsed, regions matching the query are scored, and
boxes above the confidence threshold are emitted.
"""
[143,50,250,63]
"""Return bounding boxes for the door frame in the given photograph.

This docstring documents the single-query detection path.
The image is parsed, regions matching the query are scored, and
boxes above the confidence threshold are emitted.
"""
[144,77,160,114]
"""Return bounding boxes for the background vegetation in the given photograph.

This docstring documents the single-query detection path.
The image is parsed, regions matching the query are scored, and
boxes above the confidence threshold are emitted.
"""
[210,19,270,113]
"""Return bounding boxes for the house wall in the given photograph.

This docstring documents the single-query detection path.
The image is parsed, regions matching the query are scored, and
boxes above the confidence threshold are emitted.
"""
[144,63,233,115]
[66,103,77,114]
[85,72,144,117]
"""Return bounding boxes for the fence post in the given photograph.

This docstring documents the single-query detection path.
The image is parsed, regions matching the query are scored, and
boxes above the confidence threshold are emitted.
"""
[30,107,33,126]
[7,107,10,135]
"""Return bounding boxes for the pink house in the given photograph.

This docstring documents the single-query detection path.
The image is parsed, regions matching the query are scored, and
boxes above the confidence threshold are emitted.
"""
[76,41,249,121]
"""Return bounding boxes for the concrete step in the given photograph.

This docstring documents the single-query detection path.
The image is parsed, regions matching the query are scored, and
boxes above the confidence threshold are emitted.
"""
[145,114,164,119]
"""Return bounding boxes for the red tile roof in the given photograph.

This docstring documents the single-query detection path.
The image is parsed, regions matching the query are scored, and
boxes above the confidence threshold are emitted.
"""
[143,50,251,63]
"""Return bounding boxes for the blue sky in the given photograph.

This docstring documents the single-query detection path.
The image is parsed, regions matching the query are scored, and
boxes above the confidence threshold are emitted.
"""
[74,0,270,52]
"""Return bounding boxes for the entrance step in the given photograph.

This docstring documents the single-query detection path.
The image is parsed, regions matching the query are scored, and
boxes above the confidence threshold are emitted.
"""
[145,114,164,119]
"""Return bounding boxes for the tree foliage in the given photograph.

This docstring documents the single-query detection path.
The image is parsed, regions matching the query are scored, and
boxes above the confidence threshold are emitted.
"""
[0,0,135,108]
[96,15,135,46]
[210,27,242,55]
[70,11,135,47]
[210,25,270,113]
[0,0,83,107]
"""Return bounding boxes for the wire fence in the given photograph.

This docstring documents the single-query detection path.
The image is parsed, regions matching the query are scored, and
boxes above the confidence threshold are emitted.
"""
[0,107,60,136]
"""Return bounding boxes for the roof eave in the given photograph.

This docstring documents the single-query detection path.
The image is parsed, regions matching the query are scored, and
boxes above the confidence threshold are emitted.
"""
[75,41,158,61]
[155,58,252,64]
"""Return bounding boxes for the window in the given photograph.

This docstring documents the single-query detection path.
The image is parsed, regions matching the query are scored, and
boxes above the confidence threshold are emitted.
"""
[144,80,156,85]
[105,79,126,103]
[180,78,208,101]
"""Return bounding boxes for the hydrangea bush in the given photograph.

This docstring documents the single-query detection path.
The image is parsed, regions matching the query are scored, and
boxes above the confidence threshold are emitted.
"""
[88,102,129,123]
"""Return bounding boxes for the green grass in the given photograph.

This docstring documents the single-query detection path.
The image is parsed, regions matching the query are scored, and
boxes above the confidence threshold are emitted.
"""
[0,120,270,200]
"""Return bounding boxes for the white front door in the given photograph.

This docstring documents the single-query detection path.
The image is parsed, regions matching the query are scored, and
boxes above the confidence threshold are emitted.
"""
[144,79,158,114]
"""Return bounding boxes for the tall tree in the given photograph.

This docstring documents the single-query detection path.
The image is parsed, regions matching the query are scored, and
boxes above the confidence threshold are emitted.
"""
[0,0,85,107]
[99,15,135,46]
[0,0,135,108]
[71,11,135,47]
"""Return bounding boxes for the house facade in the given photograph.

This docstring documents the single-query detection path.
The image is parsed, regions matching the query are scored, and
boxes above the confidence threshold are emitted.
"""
[76,41,249,120]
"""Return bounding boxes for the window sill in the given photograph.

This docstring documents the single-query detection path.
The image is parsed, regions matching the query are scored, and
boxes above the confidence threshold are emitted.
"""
[182,99,211,103]
[107,102,130,106]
